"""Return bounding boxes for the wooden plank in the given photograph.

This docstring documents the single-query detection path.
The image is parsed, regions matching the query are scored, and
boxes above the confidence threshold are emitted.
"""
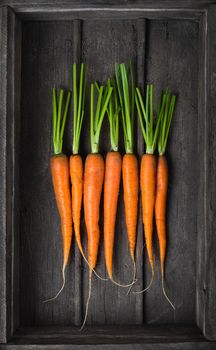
[1,341,216,350]
[203,4,216,340]
[0,0,215,7]
[0,6,21,343]
[1,344,216,350]
[80,19,141,326]
[0,5,9,344]
[0,0,213,20]
[19,21,77,326]
[13,11,203,22]
[196,10,207,333]
[144,19,199,324]
[8,7,22,337]
[11,325,205,344]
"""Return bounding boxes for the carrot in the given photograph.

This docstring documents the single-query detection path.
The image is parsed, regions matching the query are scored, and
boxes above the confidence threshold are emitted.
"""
[44,88,71,302]
[70,154,84,256]
[104,150,121,279]
[115,63,138,292]
[122,153,139,262]
[81,82,113,330]
[134,84,164,293]
[69,63,86,261]
[140,153,157,274]
[104,79,121,280]
[84,153,105,270]
[103,78,134,288]
[156,91,176,308]
[155,155,168,280]
[69,65,107,282]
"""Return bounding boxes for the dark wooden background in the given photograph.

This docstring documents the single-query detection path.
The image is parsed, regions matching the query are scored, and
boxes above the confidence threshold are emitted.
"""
[1,0,216,348]
[19,17,198,327]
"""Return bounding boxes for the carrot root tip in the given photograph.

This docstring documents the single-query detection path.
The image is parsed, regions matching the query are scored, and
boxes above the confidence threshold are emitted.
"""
[162,277,175,310]
[80,270,92,331]
[42,267,66,303]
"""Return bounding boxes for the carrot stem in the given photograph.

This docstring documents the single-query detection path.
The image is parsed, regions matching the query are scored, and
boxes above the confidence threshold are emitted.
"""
[106,78,120,151]
[115,63,135,154]
[72,63,86,155]
[90,82,113,153]
[52,88,71,155]
[135,84,163,154]
[158,91,176,155]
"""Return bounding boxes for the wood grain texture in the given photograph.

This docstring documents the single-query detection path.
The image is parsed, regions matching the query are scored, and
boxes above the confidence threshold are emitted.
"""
[0,6,9,344]
[7,7,22,338]
[203,4,216,340]
[0,6,21,343]
[1,345,216,350]
[196,10,207,334]
[0,0,215,7]
[0,0,212,22]
[1,1,216,347]
[9,325,205,344]
[4,345,213,350]
[20,21,77,326]
[144,19,199,324]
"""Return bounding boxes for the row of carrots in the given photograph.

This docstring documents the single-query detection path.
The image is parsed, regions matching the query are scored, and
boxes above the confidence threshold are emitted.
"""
[48,63,176,328]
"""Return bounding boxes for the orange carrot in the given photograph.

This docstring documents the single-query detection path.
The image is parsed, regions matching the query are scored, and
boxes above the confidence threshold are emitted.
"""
[51,154,72,271]
[156,91,176,308]
[104,151,122,279]
[122,154,139,262]
[134,84,163,293]
[70,63,86,261]
[155,155,167,280]
[70,154,83,257]
[84,153,105,270]
[81,82,112,330]
[104,77,136,288]
[44,88,71,302]
[115,63,138,292]
[140,154,157,275]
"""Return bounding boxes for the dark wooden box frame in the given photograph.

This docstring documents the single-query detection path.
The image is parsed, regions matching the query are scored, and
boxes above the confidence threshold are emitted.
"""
[1,1,216,349]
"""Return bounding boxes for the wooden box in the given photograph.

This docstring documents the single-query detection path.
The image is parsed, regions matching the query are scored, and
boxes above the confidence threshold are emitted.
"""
[0,1,216,349]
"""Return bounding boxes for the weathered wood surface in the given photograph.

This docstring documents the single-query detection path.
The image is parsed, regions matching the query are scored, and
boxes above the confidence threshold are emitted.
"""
[20,21,78,326]
[0,6,21,343]
[0,344,216,350]
[144,19,199,324]
[19,15,200,329]
[203,4,216,340]
[0,6,9,344]
[196,10,207,335]
[9,325,205,344]
[0,0,216,348]
[0,0,216,7]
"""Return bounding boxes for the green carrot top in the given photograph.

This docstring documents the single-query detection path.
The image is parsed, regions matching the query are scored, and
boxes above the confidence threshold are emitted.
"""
[136,84,166,155]
[106,78,120,152]
[115,62,135,154]
[157,90,176,155]
[52,88,71,155]
[72,63,86,155]
[90,82,113,154]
